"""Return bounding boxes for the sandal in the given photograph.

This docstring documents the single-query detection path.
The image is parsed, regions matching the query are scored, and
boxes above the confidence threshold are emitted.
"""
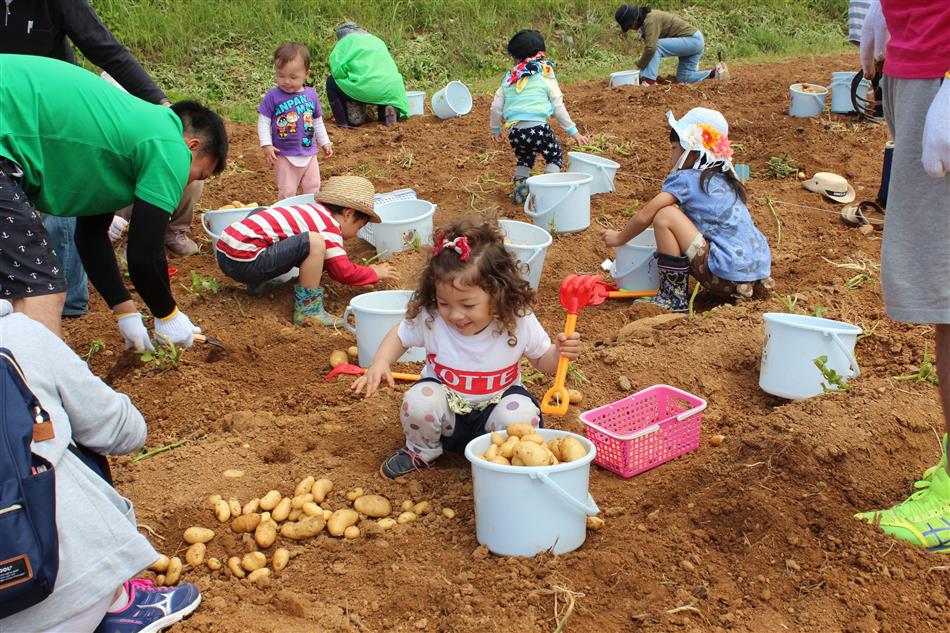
[841,200,885,230]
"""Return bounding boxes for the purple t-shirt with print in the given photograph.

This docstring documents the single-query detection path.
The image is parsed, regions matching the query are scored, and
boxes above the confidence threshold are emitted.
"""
[258,86,323,157]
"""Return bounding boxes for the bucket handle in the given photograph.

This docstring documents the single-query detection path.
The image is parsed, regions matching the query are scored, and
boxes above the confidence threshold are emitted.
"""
[530,470,600,516]
[827,331,860,379]
[342,307,357,335]
[523,183,579,224]
[200,214,217,241]
[596,164,616,193]
[521,243,546,268]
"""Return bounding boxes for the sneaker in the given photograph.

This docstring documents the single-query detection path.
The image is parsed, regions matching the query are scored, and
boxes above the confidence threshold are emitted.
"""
[380,449,431,480]
[854,452,950,553]
[165,230,199,257]
[712,62,731,81]
[383,105,397,126]
[95,578,201,633]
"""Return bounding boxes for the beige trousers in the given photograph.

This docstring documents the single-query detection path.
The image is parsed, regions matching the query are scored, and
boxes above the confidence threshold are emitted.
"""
[116,180,204,232]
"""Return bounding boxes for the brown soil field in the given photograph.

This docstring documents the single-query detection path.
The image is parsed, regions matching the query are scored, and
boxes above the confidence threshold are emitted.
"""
[63,53,949,632]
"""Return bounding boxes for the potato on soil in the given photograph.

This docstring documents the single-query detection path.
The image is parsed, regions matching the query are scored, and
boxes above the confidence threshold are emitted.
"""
[183,527,215,544]
[329,350,349,368]
[185,542,206,567]
[280,515,327,540]
[345,487,364,501]
[397,511,417,524]
[378,517,397,530]
[208,494,223,507]
[164,557,182,585]
[214,499,231,523]
[311,479,333,503]
[241,551,267,572]
[242,498,260,515]
[558,437,587,463]
[710,434,726,447]
[206,557,222,571]
[291,493,313,509]
[506,423,534,438]
[288,509,302,522]
[567,389,584,404]
[272,548,290,572]
[227,556,246,578]
[294,475,315,497]
[149,555,170,573]
[155,574,165,585]
[254,520,278,548]
[231,513,261,534]
[344,525,361,539]
[272,497,292,522]
[228,497,242,518]
[247,568,271,583]
[442,508,456,519]
[259,490,281,511]
[327,509,359,537]
[353,494,392,518]
[412,500,431,516]
[514,441,551,466]
[302,502,323,517]
[400,499,414,512]
[346,346,359,359]
[586,516,605,530]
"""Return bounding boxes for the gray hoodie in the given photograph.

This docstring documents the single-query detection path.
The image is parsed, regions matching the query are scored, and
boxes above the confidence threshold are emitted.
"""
[0,301,158,632]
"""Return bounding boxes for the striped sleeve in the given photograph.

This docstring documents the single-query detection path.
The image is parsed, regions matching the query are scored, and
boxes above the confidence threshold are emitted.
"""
[216,203,347,261]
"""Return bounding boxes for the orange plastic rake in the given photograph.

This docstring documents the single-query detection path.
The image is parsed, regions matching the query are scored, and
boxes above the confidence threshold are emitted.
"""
[540,274,611,415]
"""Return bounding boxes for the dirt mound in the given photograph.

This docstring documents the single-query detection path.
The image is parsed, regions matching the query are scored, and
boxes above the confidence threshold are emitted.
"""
[64,53,949,632]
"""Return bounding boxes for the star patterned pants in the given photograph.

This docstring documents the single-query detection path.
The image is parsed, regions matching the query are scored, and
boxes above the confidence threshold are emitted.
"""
[508,123,564,172]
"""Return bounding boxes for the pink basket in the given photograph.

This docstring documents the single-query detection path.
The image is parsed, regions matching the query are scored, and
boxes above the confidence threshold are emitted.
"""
[579,384,706,478]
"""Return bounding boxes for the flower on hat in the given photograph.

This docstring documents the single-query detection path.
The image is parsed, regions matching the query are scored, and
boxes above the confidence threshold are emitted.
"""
[696,123,733,160]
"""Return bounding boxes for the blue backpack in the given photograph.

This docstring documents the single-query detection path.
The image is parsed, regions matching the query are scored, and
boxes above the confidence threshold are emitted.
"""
[0,347,58,618]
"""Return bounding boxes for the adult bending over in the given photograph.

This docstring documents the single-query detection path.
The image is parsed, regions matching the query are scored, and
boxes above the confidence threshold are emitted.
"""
[614,4,727,85]
[0,300,200,632]
[325,22,409,127]
[0,55,227,347]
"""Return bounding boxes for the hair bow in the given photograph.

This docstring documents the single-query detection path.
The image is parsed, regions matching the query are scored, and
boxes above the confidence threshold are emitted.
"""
[433,235,472,262]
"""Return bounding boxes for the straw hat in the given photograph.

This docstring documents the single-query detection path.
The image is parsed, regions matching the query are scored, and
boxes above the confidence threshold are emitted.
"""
[802,172,855,204]
[314,176,380,223]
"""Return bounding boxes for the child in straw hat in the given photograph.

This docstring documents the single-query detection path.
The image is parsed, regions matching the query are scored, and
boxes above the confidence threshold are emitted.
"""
[603,107,772,312]
[215,176,398,325]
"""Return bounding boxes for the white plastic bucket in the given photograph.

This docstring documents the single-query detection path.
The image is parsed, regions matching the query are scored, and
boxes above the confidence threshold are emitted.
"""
[406,90,426,117]
[464,428,599,556]
[610,228,659,291]
[830,71,858,113]
[788,83,829,117]
[201,207,257,254]
[343,290,425,367]
[431,81,472,119]
[523,172,592,234]
[498,219,553,290]
[273,194,315,207]
[568,151,621,195]
[759,313,861,399]
[371,199,436,260]
[609,70,640,86]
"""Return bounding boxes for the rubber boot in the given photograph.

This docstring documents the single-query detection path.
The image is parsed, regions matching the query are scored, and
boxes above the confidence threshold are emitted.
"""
[511,177,529,205]
[293,285,343,327]
[653,253,690,312]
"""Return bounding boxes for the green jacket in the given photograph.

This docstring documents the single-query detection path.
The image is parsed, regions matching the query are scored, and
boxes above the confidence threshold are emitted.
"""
[329,33,408,118]
[636,10,700,70]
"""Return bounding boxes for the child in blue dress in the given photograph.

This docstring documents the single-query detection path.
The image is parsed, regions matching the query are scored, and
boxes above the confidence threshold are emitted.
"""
[603,107,773,311]
[490,30,588,204]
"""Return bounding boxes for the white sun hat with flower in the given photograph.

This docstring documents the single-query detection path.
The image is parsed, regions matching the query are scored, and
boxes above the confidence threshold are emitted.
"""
[666,107,736,175]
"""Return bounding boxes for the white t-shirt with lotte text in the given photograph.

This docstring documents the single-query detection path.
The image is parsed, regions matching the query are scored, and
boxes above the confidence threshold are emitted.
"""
[397,309,551,403]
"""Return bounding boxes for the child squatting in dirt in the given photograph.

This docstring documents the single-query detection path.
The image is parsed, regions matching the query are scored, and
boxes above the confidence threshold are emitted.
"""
[353,219,581,479]
[214,175,398,326]
[602,107,773,312]
[490,29,588,204]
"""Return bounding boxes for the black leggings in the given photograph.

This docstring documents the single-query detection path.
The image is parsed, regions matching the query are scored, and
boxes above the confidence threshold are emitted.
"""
[325,75,387,127]
[508,123,564,169]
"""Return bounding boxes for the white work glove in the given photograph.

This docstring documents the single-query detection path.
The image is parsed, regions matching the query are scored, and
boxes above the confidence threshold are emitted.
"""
[922,78,950,178]
[153,307,201,348]
[117,312,154,351]
[860,0,888,80]
[108,215,129,243]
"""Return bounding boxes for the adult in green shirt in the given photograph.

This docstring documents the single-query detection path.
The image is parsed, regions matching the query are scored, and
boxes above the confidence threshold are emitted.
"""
[614,4,728,85]
[0,54,228,347]
[325,22,409,127]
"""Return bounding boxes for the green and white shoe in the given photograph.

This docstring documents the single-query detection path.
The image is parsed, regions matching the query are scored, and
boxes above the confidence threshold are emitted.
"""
[854,435,950,553]
[292,285,343,327]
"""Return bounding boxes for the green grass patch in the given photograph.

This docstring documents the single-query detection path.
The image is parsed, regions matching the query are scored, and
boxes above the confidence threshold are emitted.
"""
[90,0,849,123]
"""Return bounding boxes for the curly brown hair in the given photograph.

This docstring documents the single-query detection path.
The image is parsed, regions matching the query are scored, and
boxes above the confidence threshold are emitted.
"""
[406,219,535,346]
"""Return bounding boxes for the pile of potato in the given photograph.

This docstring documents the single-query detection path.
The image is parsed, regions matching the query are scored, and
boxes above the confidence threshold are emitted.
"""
[218,199,259,210]
[148,476,454,586]
[478,423,588,467]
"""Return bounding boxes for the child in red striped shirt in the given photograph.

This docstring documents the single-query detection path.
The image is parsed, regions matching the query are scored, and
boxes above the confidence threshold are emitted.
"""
[215,176,398,325]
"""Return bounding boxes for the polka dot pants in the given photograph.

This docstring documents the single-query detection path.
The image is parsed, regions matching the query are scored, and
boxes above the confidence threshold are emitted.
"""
[400,380,541,462]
